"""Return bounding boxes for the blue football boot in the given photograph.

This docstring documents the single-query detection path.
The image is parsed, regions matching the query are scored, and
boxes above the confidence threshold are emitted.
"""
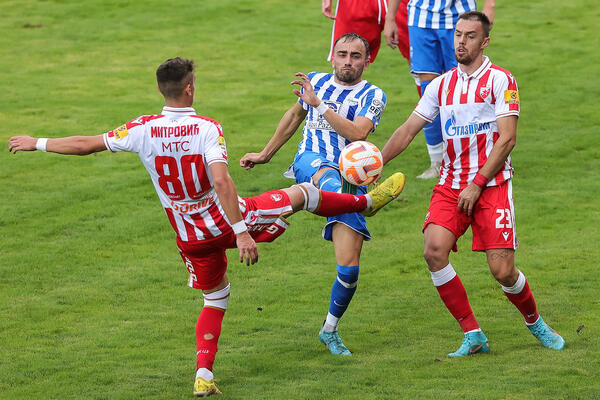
[448,331,490,357]
[319,327,352,356]
[527,316,565,350]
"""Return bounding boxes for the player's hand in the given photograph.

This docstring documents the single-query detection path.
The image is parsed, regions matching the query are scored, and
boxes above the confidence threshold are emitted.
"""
[321,0,335,19]
[383,18,399,49]
[8,136,37,154]
[291,73,320,107]
[236,231,258,266]
[457,183,482,216]
[240,152,268,170]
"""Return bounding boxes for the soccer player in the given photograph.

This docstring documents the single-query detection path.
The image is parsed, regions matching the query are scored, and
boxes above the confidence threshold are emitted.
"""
[322,0,411,63]
[240,33,399,356]
[8,57,405,396]
[387,0,495,179]
[379,12,565,356]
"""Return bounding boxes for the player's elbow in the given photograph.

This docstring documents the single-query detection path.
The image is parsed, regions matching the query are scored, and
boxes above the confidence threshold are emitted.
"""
[354,128,371,142]
[212,174,234,194]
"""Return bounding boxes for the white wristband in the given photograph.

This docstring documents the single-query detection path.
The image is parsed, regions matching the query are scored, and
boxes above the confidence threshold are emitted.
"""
[231,220,247,235]
[316,102,329,115]
[36,138,48,152]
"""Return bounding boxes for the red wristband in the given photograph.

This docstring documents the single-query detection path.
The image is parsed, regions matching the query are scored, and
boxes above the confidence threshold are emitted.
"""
[472,172,488,188]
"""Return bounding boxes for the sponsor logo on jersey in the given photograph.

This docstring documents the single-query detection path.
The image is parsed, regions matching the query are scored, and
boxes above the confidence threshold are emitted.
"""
[218,135,226,148]
[306,120,334,131]
[110,124,129,140]
[322,101,339,113]
[170,196,214,213]
[310,158,322,168]
[270,193,283,202]
[444,111,491,137]
[504,90,519,104]
[479,86,491,99]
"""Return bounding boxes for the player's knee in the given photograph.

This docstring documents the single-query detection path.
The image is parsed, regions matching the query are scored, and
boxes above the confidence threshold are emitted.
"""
[202,283,230,311]
[294,182,321,212]
[336,265,359,288]
[315,168,341,193]
[423,245,446,269]
[491,265,519,286]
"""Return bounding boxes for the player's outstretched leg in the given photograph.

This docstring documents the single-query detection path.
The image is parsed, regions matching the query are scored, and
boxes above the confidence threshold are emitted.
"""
[361,172,406,217]
[527,316,565,350]
[448,330,490,357]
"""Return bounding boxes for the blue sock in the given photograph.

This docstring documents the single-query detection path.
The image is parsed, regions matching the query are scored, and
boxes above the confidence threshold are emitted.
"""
[328,265,359,319]
[420,80,443,147]
[316,168,341,193]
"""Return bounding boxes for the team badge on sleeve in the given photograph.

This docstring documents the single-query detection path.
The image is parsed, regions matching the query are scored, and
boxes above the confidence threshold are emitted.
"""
[368,98,385,117]
[504,90,520,105]
[109,124,130,140]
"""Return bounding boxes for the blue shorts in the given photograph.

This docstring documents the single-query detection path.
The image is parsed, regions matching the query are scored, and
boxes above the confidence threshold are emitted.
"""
[409,26,457,75]
[291,151,371,241]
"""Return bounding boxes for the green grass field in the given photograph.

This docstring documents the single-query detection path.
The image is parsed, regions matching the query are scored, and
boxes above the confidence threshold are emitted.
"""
[1,0,599,399]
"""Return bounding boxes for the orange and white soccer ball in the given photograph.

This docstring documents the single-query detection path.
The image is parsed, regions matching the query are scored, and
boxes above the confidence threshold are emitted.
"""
[338,141,383,186]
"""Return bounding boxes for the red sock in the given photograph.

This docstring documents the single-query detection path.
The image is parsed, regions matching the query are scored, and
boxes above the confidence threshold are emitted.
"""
[314,191,367,217]
[196,307,225,371]
[504,280,539,324]
[435,275,480,332]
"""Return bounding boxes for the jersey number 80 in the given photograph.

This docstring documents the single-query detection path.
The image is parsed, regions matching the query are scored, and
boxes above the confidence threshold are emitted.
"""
[155,155,211,201]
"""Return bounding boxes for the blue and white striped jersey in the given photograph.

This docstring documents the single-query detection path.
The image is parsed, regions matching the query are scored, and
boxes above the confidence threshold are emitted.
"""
[407,0,477,29]
[297,72,386,162]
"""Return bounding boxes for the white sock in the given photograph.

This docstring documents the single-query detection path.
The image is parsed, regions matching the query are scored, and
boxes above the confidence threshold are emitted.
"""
[196,367,213,381]
[365,194,373,209]
[323,312,340,332]
[427,143,443,164]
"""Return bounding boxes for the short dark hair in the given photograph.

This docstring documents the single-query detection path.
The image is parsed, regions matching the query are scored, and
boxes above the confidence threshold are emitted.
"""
[156,57,195,99]
[458,11,491,37]
[333,32,370,59]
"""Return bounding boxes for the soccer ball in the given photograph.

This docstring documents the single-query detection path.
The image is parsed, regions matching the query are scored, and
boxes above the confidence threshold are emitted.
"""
[338,141,383,186]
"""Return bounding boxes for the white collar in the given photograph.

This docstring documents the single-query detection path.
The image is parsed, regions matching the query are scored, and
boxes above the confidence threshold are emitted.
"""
[161,106,196,115]
[457,56,491,80]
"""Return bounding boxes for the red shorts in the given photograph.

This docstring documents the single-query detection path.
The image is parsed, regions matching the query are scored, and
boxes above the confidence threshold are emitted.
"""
[423,182,519,252]
[329,0,410,62]
[177,190,293,290]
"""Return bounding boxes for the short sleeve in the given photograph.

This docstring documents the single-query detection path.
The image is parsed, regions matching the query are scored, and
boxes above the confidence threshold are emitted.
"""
[203,122,228,166]
[356,88,387,130]
[103,117,148,153]
[413,77,441,123]
[493,72,520,119]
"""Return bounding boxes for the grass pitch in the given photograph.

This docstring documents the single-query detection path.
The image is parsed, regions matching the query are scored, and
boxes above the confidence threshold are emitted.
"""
[1,0,599,399]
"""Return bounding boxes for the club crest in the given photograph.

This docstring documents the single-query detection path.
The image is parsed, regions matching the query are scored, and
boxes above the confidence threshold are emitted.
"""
[479,86,491,99]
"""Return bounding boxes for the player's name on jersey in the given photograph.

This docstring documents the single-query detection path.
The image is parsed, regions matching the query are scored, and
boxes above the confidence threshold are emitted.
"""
[306,120,334,131]
[151,124,201,138]
[170,196,214,213]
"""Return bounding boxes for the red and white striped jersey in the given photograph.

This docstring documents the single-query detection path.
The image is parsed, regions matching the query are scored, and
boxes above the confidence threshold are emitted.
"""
[103,106,234,243]
[414,56,520,189]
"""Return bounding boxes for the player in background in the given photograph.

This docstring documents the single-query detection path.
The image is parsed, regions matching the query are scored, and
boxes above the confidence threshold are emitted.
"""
[386,0,495,179]
[8,57,406,396]
[322,0,411,63]
[240,33,401,356]
[379,12,564,356]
